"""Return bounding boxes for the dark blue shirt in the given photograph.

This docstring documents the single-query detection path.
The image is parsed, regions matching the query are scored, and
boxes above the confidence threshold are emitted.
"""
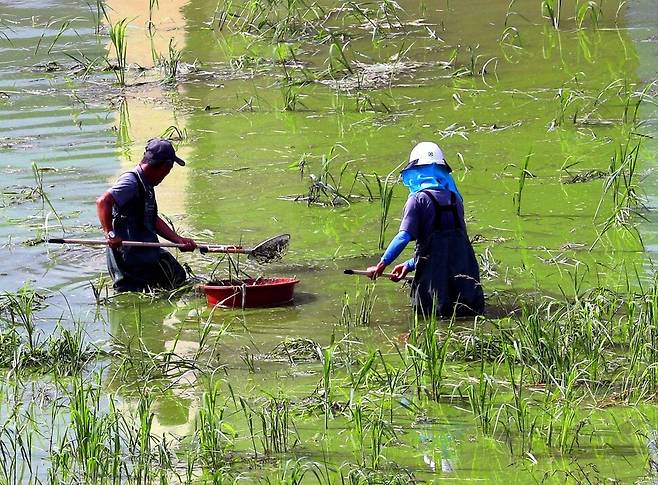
[109,167,153,208]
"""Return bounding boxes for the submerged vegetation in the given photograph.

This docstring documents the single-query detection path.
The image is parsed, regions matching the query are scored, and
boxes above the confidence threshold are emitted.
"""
[4,280,658,481]
[1,0,658,482]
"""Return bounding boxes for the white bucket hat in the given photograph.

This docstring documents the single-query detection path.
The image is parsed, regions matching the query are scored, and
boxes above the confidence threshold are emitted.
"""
[402,141,451,172]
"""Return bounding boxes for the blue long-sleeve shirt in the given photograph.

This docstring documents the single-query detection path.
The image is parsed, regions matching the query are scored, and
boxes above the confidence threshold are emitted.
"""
[381,230,412,265]
[380,231,417,272]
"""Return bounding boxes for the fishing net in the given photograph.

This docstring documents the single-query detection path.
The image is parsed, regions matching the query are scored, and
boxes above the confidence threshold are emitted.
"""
[249,233,290,264]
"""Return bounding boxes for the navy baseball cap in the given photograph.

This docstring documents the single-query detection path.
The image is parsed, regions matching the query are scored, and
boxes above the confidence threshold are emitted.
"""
[144,138,185,166]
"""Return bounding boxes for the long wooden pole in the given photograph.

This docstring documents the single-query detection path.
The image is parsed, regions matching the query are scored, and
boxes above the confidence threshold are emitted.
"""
[343,269,414,282]
[47,238,250,254]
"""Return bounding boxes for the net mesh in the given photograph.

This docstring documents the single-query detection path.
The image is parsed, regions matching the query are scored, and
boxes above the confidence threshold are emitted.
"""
[249,234,290,264]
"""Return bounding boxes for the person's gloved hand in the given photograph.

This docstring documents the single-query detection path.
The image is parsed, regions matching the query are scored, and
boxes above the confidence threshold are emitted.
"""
[106,231,123,249]
[366,261,386,280]
[177,237,197,252]
[390,262,410,282]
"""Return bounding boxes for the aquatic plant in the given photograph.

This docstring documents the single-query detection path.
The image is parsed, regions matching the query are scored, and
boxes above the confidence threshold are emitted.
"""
[339,284,377,327]
[289,152,310,180]
[148,0,159,33]
[575,0,602,29]
[264,458,311,484]
[369,404,392,469]
[129,391,155,482]
[32,162,64,230]
[47,20,72,55]
[349,404,367,467]
[355,92,391,113]
[467,359,499,435]
[258,396,296,454]
[592,137,645,247]
[160,124,188,141]
[87,0,107,35]
[305,147,352,206]
[542,0,562,28]
[0,282,43,329]
[282,83,306,111]
[321,341,335,430]
[0,389,39,483]
[116,96,132,151]
[108,18,129,86]
[614,0,627,25]
[374,173,395,250]
[553,87,579,126]
[543,367,589,453]
[239,394,297,456]
[513,149,533,216]
[197,381,232,469]
[327,35,354,77]
[68,376,115,481]
[241,347,256,373]
[503,351,538,455]
[622,81,656,125]
[211,0,232,31]
[406,306,452,401]
[216,0,326,42]
[499,26,522,48]
[159,39,182,84]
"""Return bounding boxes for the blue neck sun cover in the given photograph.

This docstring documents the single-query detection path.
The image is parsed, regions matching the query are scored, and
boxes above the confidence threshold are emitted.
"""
[401,164,462,201]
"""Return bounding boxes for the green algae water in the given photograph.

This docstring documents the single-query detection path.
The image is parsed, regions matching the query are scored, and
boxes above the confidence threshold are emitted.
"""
[1,0,658,482]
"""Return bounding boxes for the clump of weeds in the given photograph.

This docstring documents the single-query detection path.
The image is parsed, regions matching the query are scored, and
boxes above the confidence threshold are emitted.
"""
[107,18,129,86]
[282,145,373,207]
[264,338,323,364]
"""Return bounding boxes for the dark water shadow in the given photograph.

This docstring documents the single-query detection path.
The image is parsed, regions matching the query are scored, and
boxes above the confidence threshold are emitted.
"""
[291,291,319,306]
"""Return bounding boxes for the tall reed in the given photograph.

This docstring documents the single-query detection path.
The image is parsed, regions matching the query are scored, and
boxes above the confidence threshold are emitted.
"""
[513,149,532,216]
[108,19,129,86]
[406,305,452,401]
[159,39,182,84]
[467,359,498,435]
[542,0,562,28]
[197,381,230,469]
[375,174,395,250]
[575,0,602,29]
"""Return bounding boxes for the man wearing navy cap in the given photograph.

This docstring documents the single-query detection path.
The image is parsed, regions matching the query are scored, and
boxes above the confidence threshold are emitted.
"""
[96,138,197,292]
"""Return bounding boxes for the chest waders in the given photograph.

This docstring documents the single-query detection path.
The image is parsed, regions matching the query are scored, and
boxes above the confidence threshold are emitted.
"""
[411,190,484,318]
[106,169,186,292]
[112,169,161,266]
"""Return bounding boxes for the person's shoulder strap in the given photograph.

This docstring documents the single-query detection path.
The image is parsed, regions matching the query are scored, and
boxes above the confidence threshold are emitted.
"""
[127,169,146,200]
[449,191,462,230]
[421,189,461,231]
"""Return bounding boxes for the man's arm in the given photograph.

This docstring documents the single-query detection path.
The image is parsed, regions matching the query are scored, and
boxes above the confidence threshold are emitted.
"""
[155,216,197,252]
[96,191,122,248]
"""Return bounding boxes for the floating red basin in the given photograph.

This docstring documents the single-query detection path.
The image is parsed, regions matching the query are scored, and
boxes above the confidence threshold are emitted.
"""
[201,278,300,308]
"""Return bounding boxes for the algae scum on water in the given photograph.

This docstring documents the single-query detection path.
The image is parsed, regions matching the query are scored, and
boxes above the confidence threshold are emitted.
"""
[1,0,658,483]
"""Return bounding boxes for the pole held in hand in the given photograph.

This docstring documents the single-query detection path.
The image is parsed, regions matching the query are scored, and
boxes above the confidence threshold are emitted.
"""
[343,269,413,282]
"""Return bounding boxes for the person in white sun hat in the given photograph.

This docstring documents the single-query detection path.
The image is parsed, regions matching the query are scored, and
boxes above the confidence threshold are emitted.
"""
[367,141,484,318]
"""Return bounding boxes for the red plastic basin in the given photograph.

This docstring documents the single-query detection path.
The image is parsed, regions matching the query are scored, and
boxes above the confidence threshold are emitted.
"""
[201,278,300,308]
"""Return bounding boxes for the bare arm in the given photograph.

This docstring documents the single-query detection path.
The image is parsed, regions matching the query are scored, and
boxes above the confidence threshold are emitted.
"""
[155,216,197,251]
[96,191,122,248]
[96,191,115,234]
[155,216,181,243]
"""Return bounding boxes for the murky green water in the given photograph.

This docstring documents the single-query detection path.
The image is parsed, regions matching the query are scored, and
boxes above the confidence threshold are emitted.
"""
[1,0,658,482]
